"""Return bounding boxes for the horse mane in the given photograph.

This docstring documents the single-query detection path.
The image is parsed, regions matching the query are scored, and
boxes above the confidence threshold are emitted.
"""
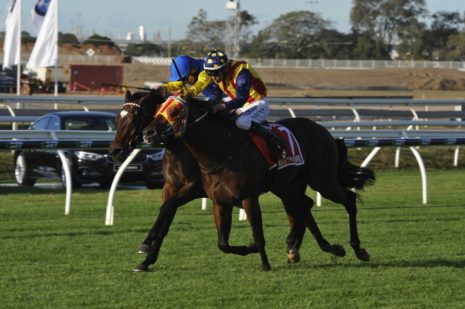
[126,89,165,106]
[188,97,243,132]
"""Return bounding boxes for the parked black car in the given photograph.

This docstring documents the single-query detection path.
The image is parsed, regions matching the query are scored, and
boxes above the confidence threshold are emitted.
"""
[0,67,17,93]
[14,111,164,189]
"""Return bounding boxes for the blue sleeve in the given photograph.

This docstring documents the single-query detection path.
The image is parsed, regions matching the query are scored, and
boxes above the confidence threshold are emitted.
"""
[225,69,251,110]
[202,83,225,101]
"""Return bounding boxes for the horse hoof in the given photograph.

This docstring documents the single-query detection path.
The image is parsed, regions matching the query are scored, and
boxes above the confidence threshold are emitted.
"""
[133,264,149,272]
[287,249,301,264]
[262,264,271,271]
[137,244,151,254]
[330,244,346,257]
[355,248,370,262]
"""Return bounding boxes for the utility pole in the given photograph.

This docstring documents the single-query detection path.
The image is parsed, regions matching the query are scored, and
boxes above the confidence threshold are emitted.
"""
[226,0,240,58]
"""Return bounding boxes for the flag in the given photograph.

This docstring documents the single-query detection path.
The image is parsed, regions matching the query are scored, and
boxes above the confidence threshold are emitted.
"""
[27,0,57,68]
[31,0,51,33]
[2,0,21,69]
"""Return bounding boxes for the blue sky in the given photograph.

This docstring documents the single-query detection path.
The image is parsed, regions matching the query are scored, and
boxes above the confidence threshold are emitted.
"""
[1,0,465,40]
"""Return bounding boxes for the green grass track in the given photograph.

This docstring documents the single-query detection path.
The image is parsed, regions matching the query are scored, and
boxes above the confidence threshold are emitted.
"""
[1,169,464,308]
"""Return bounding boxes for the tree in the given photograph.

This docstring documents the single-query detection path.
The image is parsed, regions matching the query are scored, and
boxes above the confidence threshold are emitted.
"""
[352,32,390,59]
[83,34,118,49]
[59,32,80,46]
[227,10,258,57]
[426,11,463,60]
[443,32,465,60]
[177,9,258,57]
[351,0,428,54]
[319,30,355,59]
[125,43,164,57]
[396,19,427,59]
[248,11,334,59]
[182,9,226,56]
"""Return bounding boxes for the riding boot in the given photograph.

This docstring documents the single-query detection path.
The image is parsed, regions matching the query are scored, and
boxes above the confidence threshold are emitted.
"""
[249,122,287,160]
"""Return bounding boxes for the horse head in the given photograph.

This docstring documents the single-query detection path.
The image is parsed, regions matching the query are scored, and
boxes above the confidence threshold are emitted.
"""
[109,88,165,162]
[143,96,210,146]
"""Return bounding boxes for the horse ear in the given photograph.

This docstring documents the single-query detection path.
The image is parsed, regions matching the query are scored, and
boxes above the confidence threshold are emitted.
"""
[125,90,132,102]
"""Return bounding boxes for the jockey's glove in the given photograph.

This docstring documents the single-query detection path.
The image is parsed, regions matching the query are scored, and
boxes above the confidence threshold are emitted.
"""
[210,103,227,114]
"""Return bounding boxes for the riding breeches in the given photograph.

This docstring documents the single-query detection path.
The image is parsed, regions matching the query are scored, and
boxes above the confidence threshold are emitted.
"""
[235,98,270,130]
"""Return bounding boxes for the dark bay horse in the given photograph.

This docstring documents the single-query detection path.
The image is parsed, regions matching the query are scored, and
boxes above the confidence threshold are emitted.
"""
[143,95,375,270]
[110,90,364,272]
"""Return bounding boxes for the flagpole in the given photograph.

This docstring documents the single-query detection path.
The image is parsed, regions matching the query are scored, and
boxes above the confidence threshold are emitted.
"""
[54,0,58,99]
[16,0,21,99]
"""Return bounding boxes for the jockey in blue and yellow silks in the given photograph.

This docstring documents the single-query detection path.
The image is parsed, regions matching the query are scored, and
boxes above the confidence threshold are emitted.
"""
[204,49,286,155]
[160,55,223,100]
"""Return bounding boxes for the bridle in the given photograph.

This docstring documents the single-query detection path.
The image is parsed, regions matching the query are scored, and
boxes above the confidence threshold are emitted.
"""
[120,97,159,151]
[156,98,209,142]
[122,101,154,119]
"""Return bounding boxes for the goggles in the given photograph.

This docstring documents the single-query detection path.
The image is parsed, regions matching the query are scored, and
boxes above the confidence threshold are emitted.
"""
[205,69,222,77]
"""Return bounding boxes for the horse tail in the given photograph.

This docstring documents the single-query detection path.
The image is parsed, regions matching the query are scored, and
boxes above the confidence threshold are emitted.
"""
[335,139,375,190]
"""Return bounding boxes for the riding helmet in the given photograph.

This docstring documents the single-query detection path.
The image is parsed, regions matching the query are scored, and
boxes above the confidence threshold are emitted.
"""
[170,55,192,81]
[204,50,229,71]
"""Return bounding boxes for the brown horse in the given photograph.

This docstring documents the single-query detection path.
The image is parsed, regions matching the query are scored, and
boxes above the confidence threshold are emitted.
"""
[142,95,375,271]
[110,90,358,271]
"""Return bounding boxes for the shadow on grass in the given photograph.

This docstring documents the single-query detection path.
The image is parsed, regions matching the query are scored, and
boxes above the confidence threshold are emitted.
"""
[283,258,465,270]
[0,226,150,240]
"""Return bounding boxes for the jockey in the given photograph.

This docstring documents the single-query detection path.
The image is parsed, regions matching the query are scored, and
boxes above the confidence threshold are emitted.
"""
[203,49,286,155]
[160,55,223,100]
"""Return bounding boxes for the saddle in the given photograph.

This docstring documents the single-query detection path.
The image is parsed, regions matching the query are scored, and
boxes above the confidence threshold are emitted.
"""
[249,123,305,170]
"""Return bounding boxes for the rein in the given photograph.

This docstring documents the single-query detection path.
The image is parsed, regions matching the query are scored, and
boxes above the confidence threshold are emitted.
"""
[160,108,209,140]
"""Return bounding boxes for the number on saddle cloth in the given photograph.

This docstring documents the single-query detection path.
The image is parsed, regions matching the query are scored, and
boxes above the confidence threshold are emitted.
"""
[250,123,305,170]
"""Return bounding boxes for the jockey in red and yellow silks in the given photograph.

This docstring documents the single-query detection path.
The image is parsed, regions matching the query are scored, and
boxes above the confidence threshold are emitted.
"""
[204,49,286,157]
[216,60,267,106]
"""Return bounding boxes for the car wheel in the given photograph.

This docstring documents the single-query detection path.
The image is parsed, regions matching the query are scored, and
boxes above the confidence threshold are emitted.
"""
[15,153,36,187]
[60,168,81,189]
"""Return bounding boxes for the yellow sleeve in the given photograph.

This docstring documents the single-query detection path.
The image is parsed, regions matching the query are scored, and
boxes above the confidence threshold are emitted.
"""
[184,71,211,97]
[163,81,184,92]
[163,71,211,96]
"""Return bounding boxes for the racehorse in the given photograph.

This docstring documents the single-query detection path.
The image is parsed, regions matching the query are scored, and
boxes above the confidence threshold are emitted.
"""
[110,90,371,272]
[142,95,375,271]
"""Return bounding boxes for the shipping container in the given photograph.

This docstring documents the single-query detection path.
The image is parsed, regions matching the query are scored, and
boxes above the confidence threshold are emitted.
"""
[69,64,123,92]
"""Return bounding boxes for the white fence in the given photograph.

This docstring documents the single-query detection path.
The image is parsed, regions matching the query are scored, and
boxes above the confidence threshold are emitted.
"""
[2,126,465,225]
[132,57,465,70]
[2,95,465,224]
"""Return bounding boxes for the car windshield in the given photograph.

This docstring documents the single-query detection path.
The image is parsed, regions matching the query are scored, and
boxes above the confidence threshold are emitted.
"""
[63,117,116,131]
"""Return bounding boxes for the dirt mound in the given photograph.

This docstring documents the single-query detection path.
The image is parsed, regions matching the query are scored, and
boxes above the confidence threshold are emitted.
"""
[404,69,465,90]
[122,64,465,94]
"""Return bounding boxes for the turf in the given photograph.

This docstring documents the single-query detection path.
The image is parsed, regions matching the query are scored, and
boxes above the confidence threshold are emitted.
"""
[1,169,465,308]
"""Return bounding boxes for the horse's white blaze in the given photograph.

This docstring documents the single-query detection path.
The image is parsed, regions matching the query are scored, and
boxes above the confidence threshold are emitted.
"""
[120,110,128,118]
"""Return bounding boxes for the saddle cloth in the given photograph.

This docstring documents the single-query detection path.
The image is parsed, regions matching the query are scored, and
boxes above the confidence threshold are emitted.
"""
[249,123,305,170]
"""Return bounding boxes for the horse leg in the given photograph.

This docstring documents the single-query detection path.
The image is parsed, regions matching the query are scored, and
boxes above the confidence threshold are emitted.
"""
[213,202,259,256]
[138,181,204,253]
[134,183,204,272]
[319,185,370,262]
[242,197,271,271]
[343,189,370,261]
[302,195,346,257]
[275,193,306,264]
[133,202,179,272]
